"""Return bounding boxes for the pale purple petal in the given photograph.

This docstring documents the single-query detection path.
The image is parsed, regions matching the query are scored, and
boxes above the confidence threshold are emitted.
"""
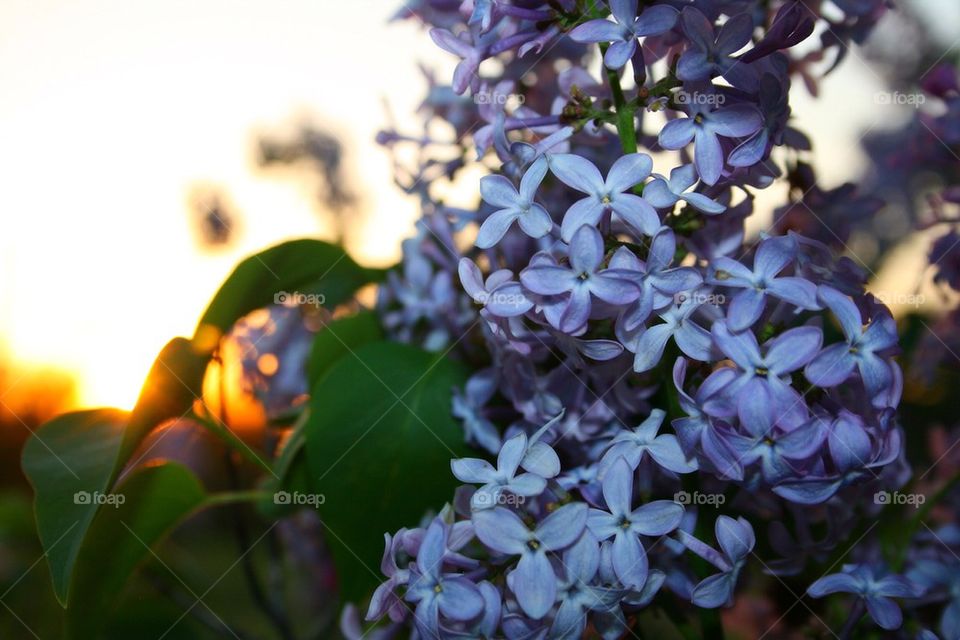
[604,39,637,69]
[727,288,766,331]
[610,194,661,236]
[569,224,604,273]
[473,507,529,554]
[658,117,697,149]
[634,4,679,36]
[804,343,856,387]
[606,153,653,193]
[511,552,557,619]
[451,458,498,484]
[550,154,605,194]
[693,129,723,185]
[632,323,674,373]
[560,198,604,242]
[476,208,522,248]
[570,19,626,44]
[536,502,588,551]
[632,500,685,536]
[766,326,822,375]
[480,174,520,208]
[520,265,576,295]
[517,204,553,238]
[613,531,648,589]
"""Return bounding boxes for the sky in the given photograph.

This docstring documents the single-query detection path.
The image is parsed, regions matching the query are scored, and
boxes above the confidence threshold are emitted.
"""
[0,0,954,410]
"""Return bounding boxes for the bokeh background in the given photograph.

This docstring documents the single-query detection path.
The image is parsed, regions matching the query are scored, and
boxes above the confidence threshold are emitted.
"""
[1,0,959,637]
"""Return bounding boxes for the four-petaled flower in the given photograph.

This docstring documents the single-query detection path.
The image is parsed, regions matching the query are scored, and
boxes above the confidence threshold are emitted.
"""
[642,164,727,214]
[452,430,556,510]
[599,409,698,475]
[550,153,661,241]
[405,518,485,638]
[705,322,823,428]
[520,224,641,332]
[473,503,588,619]
[808,564,923,631]
[587,457,684,589]
[658,97,763,185]
[804,285,899,407]
[570,0,679,69]
[706,234,819,331]
[476,156,553,248]
[677,8,757,90]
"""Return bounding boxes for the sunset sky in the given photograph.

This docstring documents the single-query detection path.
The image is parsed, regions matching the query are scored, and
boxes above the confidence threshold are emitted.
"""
[1,0,955,410]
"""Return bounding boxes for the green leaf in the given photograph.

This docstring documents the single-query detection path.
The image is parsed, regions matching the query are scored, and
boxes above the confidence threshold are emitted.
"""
[194,239,377,348]
[64,462,206,639]
[21,338,207,606]
[21,409,127,605]
[118,337,208,470]
[305,341,471,601]
[307,311,383,387]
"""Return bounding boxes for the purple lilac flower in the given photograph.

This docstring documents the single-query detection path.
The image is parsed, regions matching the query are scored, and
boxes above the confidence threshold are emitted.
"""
[658,97,764,185]
[679,516,756,608]
[587,457,684,589]
[719,414,827,484]
[706,234,820,331]
[473,503,588,618]
[804,285,899,407]
[476,156,553,248]
[550,532,624,639]
[452,369,501,457]
[609,227,702,331]
[619,293,714,372]
[569,0,679,70]
[549,152,660,241]
[677,8,758,90]
[404,518,485,638]
[808,564,923,631]
[520,224,641,332]
[704,322,823,427]
[452,430,554,510]
[459,258,533,317]
[599,409,698,475]
[642,164,726,214]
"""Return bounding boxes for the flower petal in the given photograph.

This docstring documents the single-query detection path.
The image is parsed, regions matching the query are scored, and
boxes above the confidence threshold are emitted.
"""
[550,153,605,194]
[606,153,653,193]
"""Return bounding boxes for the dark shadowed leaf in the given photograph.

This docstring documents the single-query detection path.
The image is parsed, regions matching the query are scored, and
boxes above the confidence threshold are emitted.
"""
[305,341,470,601]
[21,409,127,604]
[64,462,206,639]
[194,239,378,348]
[307,311,383,387]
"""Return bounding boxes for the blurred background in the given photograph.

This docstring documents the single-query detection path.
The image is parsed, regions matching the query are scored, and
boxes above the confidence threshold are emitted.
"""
[0,0,958,637]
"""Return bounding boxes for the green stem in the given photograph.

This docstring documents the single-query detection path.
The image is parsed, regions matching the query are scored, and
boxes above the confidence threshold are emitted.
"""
[193,412,274,475]
[204,490,273,506]
[598,43,638,155]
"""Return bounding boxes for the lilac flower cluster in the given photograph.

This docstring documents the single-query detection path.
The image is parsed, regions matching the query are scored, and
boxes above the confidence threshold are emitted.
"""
[358,0,953,637]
